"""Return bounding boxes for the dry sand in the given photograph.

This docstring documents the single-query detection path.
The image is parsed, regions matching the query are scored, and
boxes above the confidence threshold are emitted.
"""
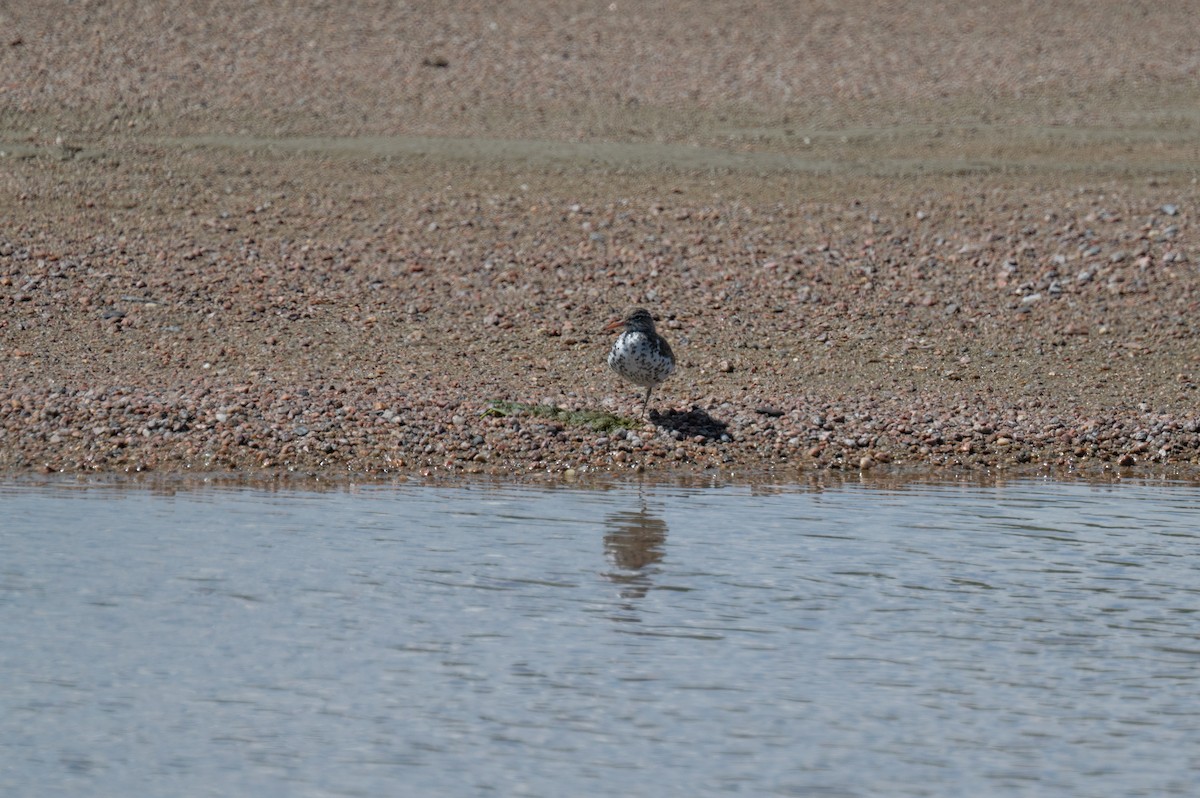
[2,1,1199,480]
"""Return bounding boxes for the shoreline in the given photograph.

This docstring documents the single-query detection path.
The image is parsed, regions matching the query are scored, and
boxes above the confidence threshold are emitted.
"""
[7,459,1200,491]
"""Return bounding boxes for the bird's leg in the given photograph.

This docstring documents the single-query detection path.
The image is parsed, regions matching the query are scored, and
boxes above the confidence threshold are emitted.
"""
[642,387,652,418]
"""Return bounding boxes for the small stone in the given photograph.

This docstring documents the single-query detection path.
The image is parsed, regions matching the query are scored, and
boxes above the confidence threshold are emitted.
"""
[1161,204,1178,216]
[1117,453,1136,467]
[718,359,733,373]
[858,455,874,470]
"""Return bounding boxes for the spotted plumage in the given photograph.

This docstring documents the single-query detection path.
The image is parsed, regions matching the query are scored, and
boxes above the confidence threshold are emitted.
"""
[603,308,676,417]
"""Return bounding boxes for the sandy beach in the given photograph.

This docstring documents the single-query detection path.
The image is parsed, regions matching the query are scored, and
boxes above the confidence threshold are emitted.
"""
[2,1,1199,479]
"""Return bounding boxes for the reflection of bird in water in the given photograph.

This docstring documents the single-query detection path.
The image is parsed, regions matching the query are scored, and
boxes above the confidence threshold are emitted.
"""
[606,509,667,571]
[604,505,668,601]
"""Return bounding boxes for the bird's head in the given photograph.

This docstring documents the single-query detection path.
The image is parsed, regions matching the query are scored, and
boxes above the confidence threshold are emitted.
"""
[603,308,657,334]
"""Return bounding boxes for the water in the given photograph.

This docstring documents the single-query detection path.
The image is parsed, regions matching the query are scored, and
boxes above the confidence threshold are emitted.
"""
[3,475,1200,797]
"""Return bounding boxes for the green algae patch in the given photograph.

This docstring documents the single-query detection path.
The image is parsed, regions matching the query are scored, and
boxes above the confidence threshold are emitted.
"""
[482,401,639,433]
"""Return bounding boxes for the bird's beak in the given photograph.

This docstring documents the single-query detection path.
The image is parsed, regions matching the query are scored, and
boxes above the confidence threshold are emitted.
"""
[602,317,624,332]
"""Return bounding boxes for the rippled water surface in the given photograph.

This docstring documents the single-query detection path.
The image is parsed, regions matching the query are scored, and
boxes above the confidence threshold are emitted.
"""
[4,476,1200,797]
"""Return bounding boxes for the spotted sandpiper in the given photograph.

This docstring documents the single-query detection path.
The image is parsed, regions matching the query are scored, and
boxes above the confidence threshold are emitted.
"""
[603,308,676,418]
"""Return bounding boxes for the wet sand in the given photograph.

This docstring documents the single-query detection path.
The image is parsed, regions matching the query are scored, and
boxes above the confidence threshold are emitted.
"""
[2,1,1199,478]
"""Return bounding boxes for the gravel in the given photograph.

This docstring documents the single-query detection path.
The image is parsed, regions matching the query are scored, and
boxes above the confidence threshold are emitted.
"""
[1,1,1199,480]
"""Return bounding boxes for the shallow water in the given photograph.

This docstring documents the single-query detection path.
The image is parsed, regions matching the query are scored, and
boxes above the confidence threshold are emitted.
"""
[3,476,1200,797]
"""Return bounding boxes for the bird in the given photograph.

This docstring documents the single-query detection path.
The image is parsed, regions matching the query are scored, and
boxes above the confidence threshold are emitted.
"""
[603,308,676,418]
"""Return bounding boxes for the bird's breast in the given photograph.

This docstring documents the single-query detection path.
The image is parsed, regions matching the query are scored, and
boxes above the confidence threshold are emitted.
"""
[608,332,675,387]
